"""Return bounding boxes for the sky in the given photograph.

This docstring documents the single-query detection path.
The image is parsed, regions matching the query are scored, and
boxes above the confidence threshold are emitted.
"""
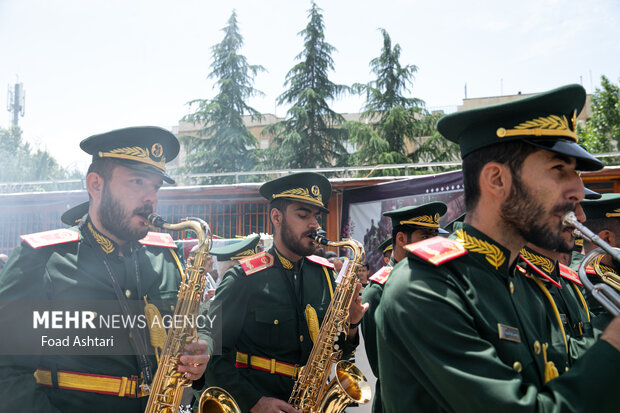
[1,0,619,174]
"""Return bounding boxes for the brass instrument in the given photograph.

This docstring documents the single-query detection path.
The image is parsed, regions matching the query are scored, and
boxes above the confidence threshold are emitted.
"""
[289,234,372,413]
[562,211,620,316]
[145,214,240,413]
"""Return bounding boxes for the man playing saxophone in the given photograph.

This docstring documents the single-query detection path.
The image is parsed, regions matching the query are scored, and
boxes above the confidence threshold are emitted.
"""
[203,172,367,413]
[0,127,209,412]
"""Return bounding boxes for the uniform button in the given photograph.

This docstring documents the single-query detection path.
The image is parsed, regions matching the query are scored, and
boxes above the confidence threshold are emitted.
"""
[125,289,131,298]
[533,340,541,354]
[509,281,515,294]
[512,361,522,373]
[300,335,304,342]
[273,320,279,325]
[565,367,569,372]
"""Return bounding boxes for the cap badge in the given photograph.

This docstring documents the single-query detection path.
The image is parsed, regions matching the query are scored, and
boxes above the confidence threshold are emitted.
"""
[151,143,163,158]
[273,186,323,206]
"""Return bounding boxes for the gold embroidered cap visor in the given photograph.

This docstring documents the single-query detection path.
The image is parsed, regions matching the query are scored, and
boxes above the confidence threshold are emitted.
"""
[581,193,620,220]
[210,234,261,261]
[383,201,448,232]
[437,84,603,172]
[260,172,332,214]
[61,201,90,226]
[80,126,180,184]
[377,238,393,254]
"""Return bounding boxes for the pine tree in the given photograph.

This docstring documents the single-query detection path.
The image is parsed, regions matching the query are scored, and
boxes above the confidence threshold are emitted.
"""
[181,10,265,183]
[260,2,348,169]
[351,28,425,158]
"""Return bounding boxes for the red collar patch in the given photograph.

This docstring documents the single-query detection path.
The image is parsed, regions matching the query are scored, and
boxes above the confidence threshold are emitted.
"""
[139,232,177,248]
[405,236,467,266]
[306,255,334,269]
[559,263,582,286]
[21,228,80,249]
[240,251,275,276]
[369,266,392,285]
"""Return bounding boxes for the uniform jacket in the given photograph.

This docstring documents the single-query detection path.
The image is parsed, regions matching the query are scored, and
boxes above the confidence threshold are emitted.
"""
[203,247,358,412]
[360,259,393,413]
[0,218,184,413]
[376,224,620,413]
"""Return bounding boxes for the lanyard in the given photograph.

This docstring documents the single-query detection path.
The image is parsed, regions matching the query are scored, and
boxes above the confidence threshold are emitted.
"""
[81,218,154,384]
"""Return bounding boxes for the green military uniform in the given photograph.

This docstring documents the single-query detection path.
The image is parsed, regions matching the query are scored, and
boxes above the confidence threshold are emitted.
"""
[203,172,358,412]
[517,246,597,367]
[0,127,188,413]
[377,226,620,412]
[375,85,620,412]
[580,193,620,321]
[361,202,447,413]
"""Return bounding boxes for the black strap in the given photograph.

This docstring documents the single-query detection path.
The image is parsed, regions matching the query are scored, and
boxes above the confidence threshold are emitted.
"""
[81,218,154,384]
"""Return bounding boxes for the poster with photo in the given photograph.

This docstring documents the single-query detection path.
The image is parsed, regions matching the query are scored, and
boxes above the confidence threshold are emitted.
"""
[341,170,465,273]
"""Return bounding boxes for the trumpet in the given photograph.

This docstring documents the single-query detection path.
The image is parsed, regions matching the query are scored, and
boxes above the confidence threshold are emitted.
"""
[562,211,620,316]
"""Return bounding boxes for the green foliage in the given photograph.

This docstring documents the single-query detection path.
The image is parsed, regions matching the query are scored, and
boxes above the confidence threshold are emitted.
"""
[409,112,461,171]
[259,2,348,169]
[0,126,79,188]
[181,10,265,183]
[352,28,425,154]
[577,75,620,165]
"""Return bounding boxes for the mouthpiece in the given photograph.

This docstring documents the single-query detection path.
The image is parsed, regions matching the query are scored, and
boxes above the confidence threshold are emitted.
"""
[147,213,167,228]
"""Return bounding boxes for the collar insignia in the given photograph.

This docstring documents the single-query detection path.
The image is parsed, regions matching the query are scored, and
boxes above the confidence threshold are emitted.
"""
[455,230,506,270]
[88,222,115,254]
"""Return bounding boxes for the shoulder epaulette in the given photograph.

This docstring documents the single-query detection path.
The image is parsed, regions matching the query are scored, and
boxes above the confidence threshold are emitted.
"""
[369,266,392,285]
[559,263,582,286]
[519,255,562,288]
[405,236,467,266]
[240,251,274,276]
[20,228,80,249]
[139,232,177,248]
[305,255,335,269]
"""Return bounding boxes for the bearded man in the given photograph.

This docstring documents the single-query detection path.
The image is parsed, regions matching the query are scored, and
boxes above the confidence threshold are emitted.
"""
[375,85,620,412]
[0,127,208,413]
[202,172,366,413]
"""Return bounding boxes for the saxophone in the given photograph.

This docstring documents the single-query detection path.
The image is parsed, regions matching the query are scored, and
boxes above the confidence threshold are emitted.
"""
[144,214,240,413]
[288,234,372,413]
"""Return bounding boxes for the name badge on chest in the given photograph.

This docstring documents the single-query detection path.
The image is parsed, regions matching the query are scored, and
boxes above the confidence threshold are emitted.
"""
[498,323,521,343]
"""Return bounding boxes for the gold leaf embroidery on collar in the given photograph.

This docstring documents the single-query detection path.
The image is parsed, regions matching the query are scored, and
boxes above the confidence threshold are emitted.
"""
[88,222,115,254]
[456,230,506,270]
[275,249,293,270]
[520,248,554,274]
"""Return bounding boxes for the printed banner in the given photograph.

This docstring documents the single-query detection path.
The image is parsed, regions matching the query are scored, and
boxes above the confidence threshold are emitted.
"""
[341,170,465,273]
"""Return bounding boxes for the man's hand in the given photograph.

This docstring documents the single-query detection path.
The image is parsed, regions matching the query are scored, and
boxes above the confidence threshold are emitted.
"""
[249,396,301,413]
[178,340,209,380]
[601,315,620,351]
[348,282,369,338]
[205,289,216,300]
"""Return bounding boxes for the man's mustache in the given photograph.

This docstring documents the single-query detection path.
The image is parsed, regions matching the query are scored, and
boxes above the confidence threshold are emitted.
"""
[134,204,154,219]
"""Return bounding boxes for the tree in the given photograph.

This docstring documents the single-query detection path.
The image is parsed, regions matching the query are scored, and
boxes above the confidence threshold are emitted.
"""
[409,111,461,172]
[578,76,620,164]
[259,2,348,169]
[0,126,79,190]
[181,10,265,183]
[347,29,428,175]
